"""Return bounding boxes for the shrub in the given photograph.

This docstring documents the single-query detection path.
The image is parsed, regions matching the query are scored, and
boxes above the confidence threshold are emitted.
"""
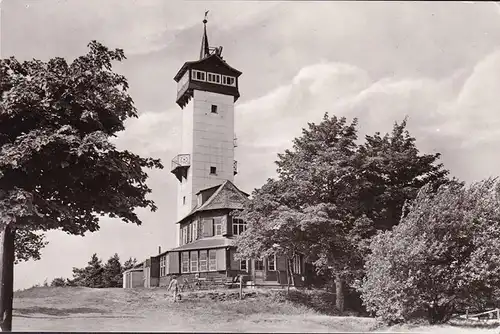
[359,179,500,324]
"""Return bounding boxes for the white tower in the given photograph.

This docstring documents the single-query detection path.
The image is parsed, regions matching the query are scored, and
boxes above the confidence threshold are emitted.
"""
[171,14,242,246]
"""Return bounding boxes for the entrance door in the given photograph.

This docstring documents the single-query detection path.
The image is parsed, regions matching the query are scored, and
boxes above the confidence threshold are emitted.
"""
[253,259,264,283]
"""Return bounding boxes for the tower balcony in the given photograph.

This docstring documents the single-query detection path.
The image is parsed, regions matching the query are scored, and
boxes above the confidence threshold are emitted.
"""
[171,154,191,182]
[233,160,238,175]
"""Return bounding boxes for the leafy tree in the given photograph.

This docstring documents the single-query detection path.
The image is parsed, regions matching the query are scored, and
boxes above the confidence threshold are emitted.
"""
[236,114,450,313]
[14,227,48,264]
[360,179,500,324]
[357,117,451,231]
[0,41,163,330]
[102,253,122,287]
[72,253,104,288]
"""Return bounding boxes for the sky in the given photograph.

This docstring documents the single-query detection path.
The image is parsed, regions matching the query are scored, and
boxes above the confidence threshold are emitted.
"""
[2,0,500,290]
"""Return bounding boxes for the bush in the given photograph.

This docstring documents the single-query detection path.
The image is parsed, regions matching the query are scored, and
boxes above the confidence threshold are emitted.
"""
[359,180,500,324]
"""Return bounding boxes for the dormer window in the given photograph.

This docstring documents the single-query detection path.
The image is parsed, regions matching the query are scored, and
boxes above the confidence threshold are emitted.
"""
[192,70,206,81]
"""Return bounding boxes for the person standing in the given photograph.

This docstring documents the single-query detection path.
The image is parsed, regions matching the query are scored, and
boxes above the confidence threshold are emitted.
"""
[167,275,180,302]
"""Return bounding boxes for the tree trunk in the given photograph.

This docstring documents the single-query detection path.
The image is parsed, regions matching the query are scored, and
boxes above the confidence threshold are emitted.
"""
[335,272,344,313]
[287,257,295,295]
[0,224,15,331]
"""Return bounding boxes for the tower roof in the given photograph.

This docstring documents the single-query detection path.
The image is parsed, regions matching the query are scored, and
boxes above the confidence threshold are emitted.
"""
[176,180,249,224]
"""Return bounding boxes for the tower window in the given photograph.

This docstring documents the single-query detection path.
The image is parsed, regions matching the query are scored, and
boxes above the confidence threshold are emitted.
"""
[207,72,221,84]
[191,69,206,81]
[211,105,218,113]
[210,166,217,175]
[222,75,236,87]
[183,196,186,205]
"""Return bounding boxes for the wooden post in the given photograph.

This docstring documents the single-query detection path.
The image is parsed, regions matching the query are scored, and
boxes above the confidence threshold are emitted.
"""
[465,308,469,320]
[496,308,499,321]
[0,224,15,331]
[239,275,243,300]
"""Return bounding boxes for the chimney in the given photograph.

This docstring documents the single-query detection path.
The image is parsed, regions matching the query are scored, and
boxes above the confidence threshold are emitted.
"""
[158,246,162,255]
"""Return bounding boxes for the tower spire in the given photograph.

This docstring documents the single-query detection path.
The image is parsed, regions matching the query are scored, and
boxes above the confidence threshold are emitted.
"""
[200,11,210,60]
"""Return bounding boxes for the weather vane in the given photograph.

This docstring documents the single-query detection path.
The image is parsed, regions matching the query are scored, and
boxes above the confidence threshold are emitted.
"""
[203,11,209,24]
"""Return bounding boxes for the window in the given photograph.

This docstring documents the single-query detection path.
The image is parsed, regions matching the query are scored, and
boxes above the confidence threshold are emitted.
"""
[268,255,276,271]
[222,75,236,87]
[214,218,222,236]
[199,250,208,271]
[190,251,198,272]
[211,104,218,113]
[232,218,247,236]
[209,250,217,271]
[240,259,248,271]
[207,72,221,84]
[255,259,264,271]
[160,255,166,277]
[183,196,186,205]
[192,69,206,81]
[210,166,217,175]
[293,255,302,274]
[181,252,189,273]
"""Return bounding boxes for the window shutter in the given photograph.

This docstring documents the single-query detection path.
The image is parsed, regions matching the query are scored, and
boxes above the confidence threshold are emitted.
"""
[203,219,213,237]
[221,215,227,235]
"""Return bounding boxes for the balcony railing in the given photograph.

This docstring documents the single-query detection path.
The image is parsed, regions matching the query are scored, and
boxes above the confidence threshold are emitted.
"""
[233,160,238,175]
[171,154,191,181]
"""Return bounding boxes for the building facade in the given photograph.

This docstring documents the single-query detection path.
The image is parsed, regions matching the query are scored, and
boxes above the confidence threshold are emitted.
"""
[124,15,308,289]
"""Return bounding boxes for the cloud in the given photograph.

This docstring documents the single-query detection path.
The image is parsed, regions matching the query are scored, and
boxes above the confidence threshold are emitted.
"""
[235,48,500,194]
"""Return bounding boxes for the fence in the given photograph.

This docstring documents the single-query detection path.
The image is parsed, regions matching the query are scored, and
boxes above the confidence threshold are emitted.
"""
[454,308,500,322]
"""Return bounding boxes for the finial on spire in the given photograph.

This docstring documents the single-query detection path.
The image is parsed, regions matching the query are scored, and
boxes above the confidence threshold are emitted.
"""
[200,11,210,60]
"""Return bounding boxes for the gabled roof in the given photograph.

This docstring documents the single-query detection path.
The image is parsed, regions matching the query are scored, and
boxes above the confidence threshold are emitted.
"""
[177,180,249,224]
[169,237,234,252]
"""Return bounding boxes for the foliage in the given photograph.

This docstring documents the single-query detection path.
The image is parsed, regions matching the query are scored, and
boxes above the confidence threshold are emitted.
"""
[360,179,500,324]
[357,117,451,232]
[0,41,163,261]
[235,114,450,311]
[50,277,67,287]
[71,253,104,288]
[122,257,138,271]
[13,227,48,264]
[57,253,136,288]
[102,253,123,288]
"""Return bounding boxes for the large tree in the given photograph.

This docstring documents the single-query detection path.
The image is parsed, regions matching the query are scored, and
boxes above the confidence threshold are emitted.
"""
[236,114,450,313]
[360,179,500,324]
[0,41,163,330]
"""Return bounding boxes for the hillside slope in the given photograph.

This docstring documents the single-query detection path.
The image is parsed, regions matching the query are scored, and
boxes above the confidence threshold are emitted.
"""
[12,287,497,333]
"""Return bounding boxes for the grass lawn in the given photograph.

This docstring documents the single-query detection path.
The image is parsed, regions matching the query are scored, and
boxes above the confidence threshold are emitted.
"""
[12,287,499,333]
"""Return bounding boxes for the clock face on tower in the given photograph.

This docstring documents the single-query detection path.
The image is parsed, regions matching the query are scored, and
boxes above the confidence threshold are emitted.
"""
[179,155,190,165]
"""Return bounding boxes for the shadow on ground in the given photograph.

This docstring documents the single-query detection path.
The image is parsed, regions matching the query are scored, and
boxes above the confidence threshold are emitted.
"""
[449,321,499,329]
[14,306,109,316]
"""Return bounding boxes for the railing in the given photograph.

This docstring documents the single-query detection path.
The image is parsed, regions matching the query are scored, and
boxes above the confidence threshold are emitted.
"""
[171,154,191,172]
[233,160,238,175]
[454,308,500,322]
